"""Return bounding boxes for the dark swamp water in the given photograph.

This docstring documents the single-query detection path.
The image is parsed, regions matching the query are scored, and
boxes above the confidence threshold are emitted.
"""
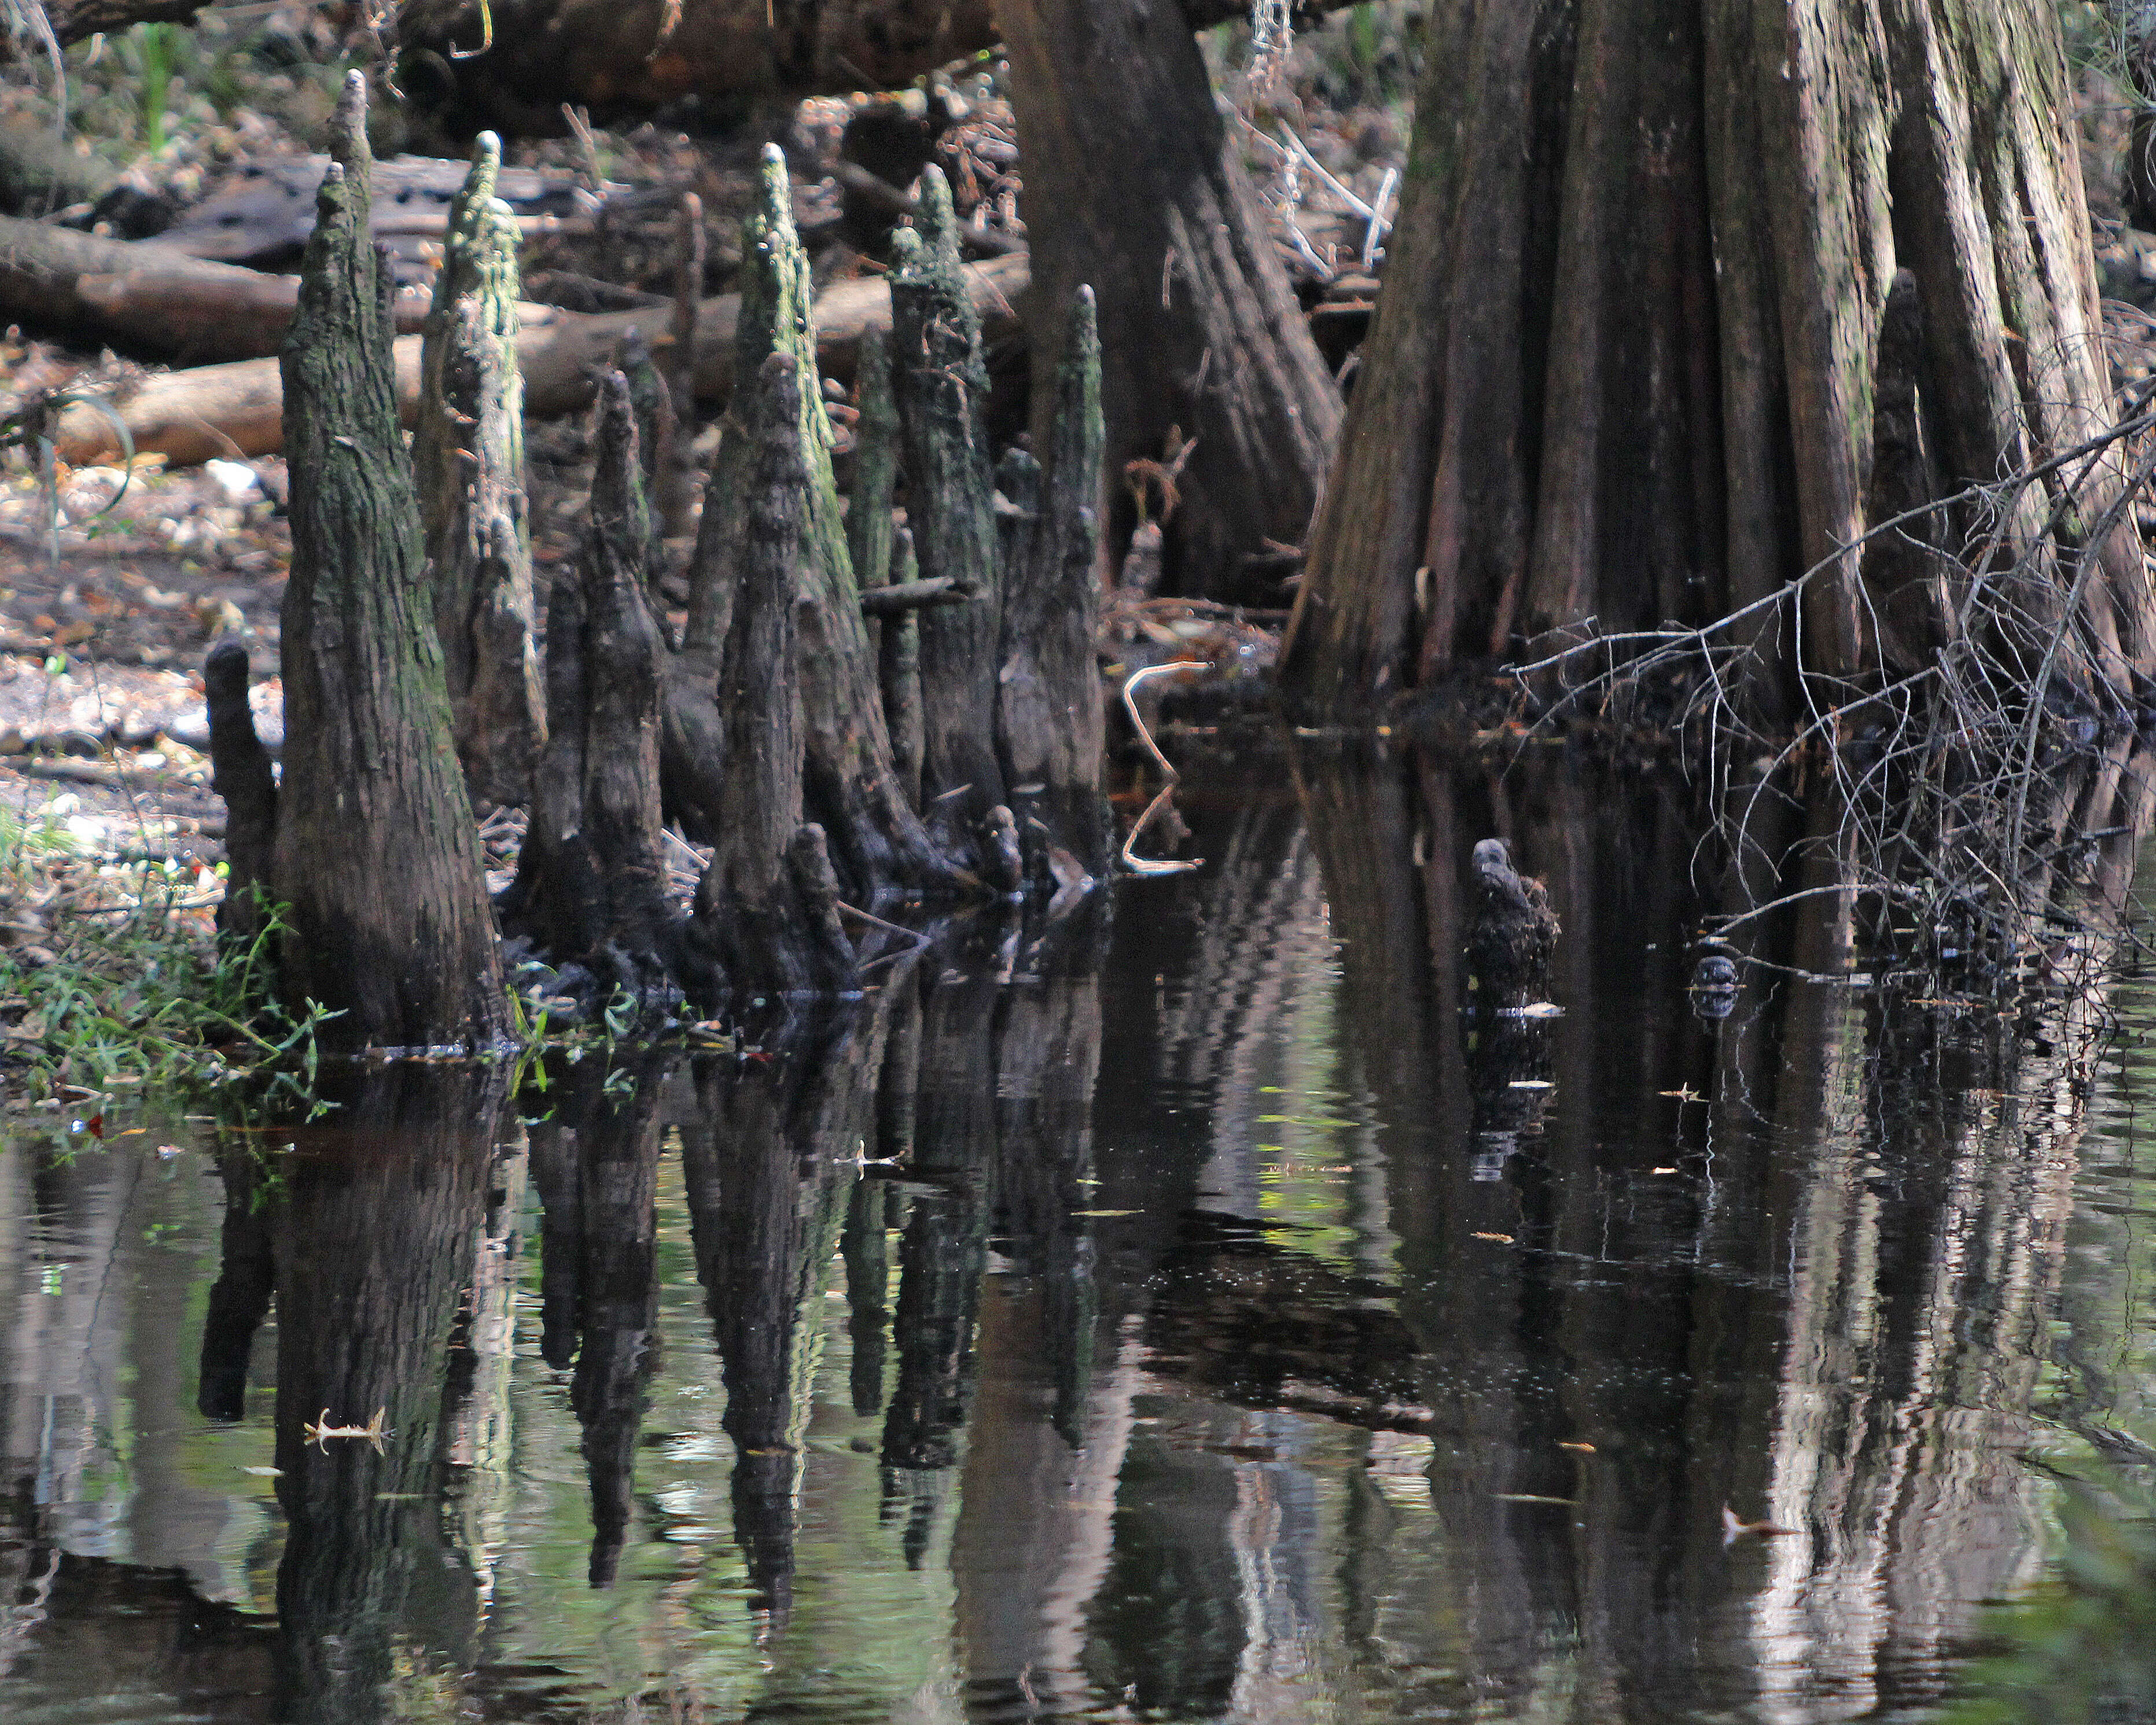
[3,734,2156,1724]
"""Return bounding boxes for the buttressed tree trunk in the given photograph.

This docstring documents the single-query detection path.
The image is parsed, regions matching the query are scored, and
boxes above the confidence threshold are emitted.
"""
[998,0,1343,597]
[274,73,510,1049]
[1283,0,2154,719]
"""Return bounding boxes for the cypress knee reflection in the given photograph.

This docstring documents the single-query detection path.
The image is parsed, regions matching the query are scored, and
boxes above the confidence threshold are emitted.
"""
[526,1059,667,1588]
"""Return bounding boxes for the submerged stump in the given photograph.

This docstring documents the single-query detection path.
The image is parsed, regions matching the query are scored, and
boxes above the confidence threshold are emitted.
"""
[1466,837,1559,1012]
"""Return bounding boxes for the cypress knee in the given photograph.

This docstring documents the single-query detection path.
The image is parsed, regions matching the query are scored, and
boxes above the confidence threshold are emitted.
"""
[675,146,956,902]
[204,639,278,950]
[415,131,544,810]
[889,171,1006,856]
[273,72,508,1050]
[505,370,688,1009]
[995,286,1111,882]
[694,352,860,1001]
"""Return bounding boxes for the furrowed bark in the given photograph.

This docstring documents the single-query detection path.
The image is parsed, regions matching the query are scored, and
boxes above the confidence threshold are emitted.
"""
[204,639,278,950]
[615,324,676,582]
[890,177,1005,856]
[693,352,858,1001]
[998,0,1342,595]
[847,328,900,627]
[881,524,926,807]
[678,146,956,902]
[504,370,689,1007]
[272,73,507,1050]
[995,286,1110,883]
[416,132,546,810]
[1285,0,2147,719]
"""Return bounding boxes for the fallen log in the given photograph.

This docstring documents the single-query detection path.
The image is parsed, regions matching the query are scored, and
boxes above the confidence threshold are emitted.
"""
[47,249,1031,466]
[0,213,431,361]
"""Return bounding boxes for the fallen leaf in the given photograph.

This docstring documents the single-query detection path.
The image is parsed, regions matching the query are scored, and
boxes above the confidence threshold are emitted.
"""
[1722,1505,1798,1544]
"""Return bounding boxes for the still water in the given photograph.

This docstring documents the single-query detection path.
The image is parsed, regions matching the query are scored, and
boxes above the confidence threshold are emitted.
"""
[2,738,2154,1723]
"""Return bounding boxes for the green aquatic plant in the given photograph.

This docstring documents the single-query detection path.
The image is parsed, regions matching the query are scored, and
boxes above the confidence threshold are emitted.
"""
[1948,1466,2156,1724]
[0,824,340,1116]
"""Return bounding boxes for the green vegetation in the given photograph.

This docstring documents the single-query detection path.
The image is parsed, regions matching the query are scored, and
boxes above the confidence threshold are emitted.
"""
[0,10,356,171]
[1949,1466,2156,1724]
[0,808,336,1113]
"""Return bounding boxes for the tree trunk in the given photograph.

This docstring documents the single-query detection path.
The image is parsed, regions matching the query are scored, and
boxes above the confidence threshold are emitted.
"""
[995,286,1111,883]
[998,0,1342,600]
[1282,0,2151,719]
[691,351,860,1000]
[680,147,960,904]
[273,73,509,1050]
[384,0,1366,123]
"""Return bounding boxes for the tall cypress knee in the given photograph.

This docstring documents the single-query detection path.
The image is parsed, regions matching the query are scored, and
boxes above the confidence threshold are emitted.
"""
[505,370,683,1002]
[274,72,508,1050]
[676,145,955,902]
[417,130,544,811]
[890,170,1006,855]
[695,351,859,1001]
[995,286,1110,882]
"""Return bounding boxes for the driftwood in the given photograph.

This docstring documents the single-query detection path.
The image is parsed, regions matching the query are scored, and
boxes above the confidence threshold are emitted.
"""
[269,73,509,1050]
[46,247,1029,467]
[414,134,546,809]
[156,152,605,266]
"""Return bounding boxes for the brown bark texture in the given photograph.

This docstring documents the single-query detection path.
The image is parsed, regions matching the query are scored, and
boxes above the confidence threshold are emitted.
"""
[995,286,1110,882]
[889,186,1009,855]
[687,147,959,906]
[998,0,1344,598]
[1282,0,2153,718]
[272,73,509,1050]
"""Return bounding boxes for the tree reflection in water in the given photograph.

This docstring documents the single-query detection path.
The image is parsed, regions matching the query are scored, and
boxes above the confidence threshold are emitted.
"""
[0,737,2151,1723]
